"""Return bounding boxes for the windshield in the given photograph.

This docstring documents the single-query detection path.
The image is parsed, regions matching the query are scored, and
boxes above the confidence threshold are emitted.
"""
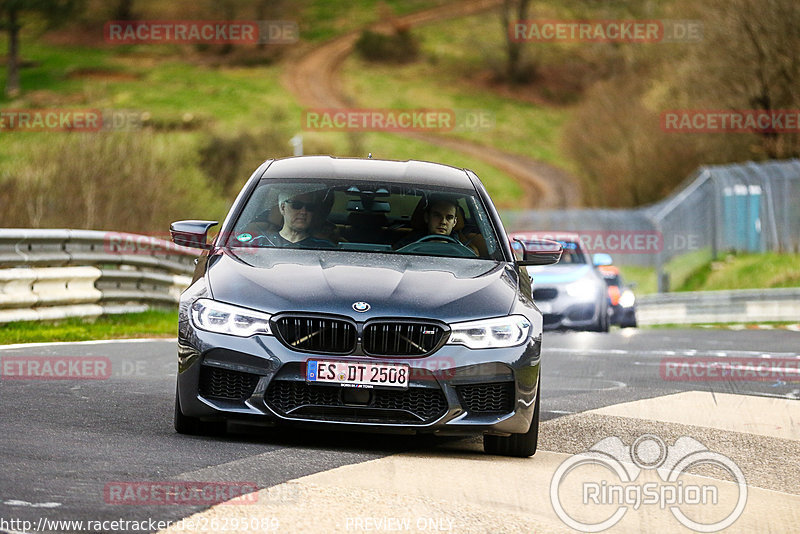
[226,179,504,260]
[554,241,587,264]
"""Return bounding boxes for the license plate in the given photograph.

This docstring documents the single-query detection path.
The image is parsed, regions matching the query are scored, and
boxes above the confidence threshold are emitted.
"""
[306,360,409,389]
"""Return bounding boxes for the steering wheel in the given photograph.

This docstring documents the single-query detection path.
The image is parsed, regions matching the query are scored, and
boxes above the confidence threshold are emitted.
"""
[397,234,477,257]
[411,234,463,245]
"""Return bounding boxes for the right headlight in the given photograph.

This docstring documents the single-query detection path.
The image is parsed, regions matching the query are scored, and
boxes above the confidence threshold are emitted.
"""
[619,289,636,308]
[190,298,272,337]
[447,315,532,349]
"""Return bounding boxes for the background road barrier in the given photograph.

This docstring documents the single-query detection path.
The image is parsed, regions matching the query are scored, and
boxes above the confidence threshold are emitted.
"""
[0,229,195,323]
[636,288,800,325]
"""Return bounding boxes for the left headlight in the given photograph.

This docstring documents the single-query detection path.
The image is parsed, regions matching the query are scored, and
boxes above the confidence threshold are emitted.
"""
[447,315,532,349]
[190,298,272,337]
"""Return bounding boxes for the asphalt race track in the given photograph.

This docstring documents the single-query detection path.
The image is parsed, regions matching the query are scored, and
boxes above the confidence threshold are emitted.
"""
[1,329,799,533]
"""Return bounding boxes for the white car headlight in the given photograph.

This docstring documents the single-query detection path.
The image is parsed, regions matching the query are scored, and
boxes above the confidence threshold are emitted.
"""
[619,289,636,308]
[447,315,532,349]
[190,298,272,337]
[565,278,597,298]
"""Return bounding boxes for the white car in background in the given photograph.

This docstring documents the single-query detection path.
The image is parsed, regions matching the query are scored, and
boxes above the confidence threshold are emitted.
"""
[510,232,611,332]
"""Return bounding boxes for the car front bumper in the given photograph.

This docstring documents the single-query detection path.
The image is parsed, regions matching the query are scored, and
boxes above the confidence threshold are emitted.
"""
[610,304,637,326]
[538,295,604,331]
[176,325,541,437]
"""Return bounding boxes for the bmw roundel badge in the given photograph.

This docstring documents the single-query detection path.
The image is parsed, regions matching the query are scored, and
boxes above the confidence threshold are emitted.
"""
[352,301,370,312]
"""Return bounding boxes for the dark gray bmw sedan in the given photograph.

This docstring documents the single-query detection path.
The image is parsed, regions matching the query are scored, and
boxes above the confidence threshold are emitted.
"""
[170,156,560,457]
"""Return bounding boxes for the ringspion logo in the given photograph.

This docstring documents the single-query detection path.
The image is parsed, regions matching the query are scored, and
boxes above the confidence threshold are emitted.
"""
[551,434,746,532]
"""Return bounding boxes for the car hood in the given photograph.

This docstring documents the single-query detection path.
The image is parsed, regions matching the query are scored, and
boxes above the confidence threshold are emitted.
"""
[206,249,517,323]
[527,264,594,286]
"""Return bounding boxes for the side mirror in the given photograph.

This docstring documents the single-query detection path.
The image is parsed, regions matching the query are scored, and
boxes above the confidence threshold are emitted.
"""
[170,220,218,250]
[513,238,563,266]
[593,253,613,266]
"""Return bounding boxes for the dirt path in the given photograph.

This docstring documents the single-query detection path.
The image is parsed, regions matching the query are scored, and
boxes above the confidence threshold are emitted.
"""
[282,0,581,209]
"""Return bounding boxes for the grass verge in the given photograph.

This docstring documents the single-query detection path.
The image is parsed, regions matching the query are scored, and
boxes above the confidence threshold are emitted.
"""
[0,310,178,345]
[680,252,800,291]
[619,251,800,295]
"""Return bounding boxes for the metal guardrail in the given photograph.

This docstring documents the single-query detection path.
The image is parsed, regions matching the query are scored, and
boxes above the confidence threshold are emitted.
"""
[636,288,800,326]
[0,229,197,323]
[503,159,800,287]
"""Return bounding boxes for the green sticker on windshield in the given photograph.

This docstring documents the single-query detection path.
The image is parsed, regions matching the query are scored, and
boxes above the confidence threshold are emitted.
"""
[236,233,253,242]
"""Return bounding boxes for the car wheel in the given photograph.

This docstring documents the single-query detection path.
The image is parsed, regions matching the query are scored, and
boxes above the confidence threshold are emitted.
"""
[483,380,540,457]
[588,304,610,332]
[174,384,226,436]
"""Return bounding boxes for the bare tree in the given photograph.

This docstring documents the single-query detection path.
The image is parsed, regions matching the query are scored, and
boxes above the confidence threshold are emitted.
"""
[679,0,800,158]
[112,0,134,20]
[0,0,80,97]
[501,0,532,83]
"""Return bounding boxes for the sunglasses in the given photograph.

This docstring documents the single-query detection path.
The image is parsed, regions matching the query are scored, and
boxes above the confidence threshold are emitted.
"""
[284,200,319,211]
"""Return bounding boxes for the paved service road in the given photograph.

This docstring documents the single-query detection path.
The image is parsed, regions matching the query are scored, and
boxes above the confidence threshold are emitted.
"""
[1,330,798,533]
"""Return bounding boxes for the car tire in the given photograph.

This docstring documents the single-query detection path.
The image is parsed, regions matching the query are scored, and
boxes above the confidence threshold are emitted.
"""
[588,304,610,333]
[601,307,610,332]
[174,384,226,436]
[483,380,540,457]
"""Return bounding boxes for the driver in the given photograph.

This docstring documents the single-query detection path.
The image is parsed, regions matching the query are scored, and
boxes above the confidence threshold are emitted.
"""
[394,196,459,249]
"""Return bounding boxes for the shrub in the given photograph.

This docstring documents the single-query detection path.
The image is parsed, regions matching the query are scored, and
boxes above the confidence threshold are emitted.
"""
[198,128,292,196]
[354,27,419,63]
[0,132,229,233]
[562,77,704,207]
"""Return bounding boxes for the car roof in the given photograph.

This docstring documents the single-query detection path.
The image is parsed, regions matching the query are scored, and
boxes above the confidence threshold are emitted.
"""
[260,156,475,189]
